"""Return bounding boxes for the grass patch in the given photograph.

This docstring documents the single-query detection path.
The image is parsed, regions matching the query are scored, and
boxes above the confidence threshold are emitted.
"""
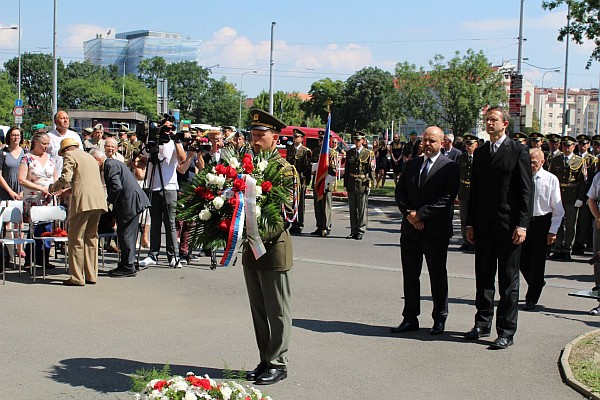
[569,332,600,393]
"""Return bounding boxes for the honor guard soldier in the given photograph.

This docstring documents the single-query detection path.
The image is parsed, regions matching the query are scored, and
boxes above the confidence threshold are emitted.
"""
[545,133,562,169]
[592,135,600,157]
[458,134,478,251]
[573,134,597,254]
[243,109,298,385]
[529,132,545,150]
[343,132,376,240]
[311,131,339,237]
[286,128,312,234]
[548,136,587,261]
[512,131,528,146]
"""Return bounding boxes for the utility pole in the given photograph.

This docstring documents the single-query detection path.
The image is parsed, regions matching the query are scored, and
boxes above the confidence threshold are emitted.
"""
[514,0,525,133]
[268,22,276,115]
[561,3,570,136]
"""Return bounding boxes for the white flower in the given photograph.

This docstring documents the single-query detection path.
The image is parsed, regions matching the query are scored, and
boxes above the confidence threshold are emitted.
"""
[212,196,225,210]
[170,378,188,391]
[184,392,197,400]
[216,175,226,189]
[229,157,240,169]
[199,209,212,220]
[206,173,217,185]
[255,206,261,217]
[255,186,263,196]
[257,159,269,172]
[219,386,233,400]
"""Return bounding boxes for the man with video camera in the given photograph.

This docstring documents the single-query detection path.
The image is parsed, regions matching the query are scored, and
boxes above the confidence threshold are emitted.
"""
[139,114,186,269]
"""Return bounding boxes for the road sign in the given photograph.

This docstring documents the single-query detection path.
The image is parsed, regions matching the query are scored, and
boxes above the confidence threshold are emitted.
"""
[14,116,22,124]
[15,99,22,107]
[12,106,24,117]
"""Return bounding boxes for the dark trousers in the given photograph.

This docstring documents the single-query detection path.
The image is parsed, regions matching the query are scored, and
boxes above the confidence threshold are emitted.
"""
[292,183,307,230]
[474,235,521,339]
[117,215,139,270]
[520,214,552,304]
[400,234,449,323]
[149,189,178,261]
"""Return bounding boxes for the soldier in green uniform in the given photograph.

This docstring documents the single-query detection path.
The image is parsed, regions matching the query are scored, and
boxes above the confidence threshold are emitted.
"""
[573,134,597,254]
[311,131,339,237]
[458,134,478,251]
[343,132,375,240]
[286,128,312,234]
[592,135,600,157]
[512,131,528,145]
[545,133,562,169]
[242,109,297,386]
[549,136,587,261]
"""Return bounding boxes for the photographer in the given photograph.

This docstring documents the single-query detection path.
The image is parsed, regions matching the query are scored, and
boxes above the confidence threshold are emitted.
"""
[139,115,186,269]
[176,128,205,263]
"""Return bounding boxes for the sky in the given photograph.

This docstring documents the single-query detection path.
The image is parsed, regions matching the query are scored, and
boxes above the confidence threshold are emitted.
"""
[0,0,598,100]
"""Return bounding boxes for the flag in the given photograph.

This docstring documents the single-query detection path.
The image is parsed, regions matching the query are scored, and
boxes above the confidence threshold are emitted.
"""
[315,112,331,201]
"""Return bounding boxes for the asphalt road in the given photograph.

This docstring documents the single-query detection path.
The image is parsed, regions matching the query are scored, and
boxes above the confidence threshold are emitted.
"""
[1,199,597,399]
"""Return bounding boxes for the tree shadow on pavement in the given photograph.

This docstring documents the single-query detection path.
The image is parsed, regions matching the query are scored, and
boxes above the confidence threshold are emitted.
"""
[49,358,227,393]
[545,274,595,283]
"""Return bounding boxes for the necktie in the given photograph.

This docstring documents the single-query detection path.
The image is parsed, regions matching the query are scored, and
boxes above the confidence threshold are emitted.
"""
[419,158,430,188]
[468,155,473,164]
[490,144,496,155]
[564,156,569,168]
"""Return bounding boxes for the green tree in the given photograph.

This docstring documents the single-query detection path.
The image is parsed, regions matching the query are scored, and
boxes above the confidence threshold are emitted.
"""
[194,77,239,126]
[252,91,305,126]
[395,49,507,136]
[543,0,600,68]
[0,71,17,126]
[137,56,168,88]
[120,75,157,117]
[337,67,397,134]
[60,77,121,110]
[166,61,211,118]
[302,78,345,125]
[63,60,118,82]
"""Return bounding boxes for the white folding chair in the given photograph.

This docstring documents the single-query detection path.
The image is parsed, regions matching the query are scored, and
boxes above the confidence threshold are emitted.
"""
[29,205,69,281]
[0,206,34,285]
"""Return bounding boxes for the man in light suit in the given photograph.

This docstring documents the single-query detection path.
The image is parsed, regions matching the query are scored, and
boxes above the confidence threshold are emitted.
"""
[442,133,461,163]
[49,138,108,286]
[465,106,533,349]
[391,126,459,335]
[90,149,150,277]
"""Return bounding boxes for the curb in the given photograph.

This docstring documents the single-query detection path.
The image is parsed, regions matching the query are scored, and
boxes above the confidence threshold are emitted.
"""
[559,329,600,400]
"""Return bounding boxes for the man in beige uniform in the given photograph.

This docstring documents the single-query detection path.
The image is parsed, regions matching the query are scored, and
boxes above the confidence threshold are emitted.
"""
[49,138,108,286]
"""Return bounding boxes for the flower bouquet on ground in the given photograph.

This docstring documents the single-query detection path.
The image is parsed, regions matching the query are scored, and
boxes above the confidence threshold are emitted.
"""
[177,147,296,266]
[134,372,273,400]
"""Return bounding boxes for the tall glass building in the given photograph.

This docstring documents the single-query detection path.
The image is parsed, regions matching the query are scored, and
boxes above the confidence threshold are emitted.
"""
[83,30,202,75]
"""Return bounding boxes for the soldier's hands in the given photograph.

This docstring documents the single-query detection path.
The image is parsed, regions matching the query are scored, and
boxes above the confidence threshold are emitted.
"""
[512,227,526,245]
[466,226,475,244]
[575,199,584,208]
[547,233,557,246]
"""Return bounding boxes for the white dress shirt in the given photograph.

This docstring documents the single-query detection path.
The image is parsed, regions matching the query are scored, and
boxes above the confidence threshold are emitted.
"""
[532,167,565,234]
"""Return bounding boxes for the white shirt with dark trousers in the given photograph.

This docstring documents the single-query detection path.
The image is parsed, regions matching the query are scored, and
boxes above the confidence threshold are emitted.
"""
[520,167,564,305]
[585,173,600,302]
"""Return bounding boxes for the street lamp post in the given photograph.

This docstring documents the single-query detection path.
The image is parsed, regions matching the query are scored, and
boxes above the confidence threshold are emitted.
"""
[239,70,258,129]
[539,69,560,134]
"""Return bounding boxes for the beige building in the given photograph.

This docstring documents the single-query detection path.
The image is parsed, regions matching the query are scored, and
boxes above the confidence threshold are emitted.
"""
[535,88,599,136]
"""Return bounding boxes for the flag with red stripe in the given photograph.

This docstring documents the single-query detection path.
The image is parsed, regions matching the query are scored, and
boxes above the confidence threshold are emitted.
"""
[315,113,331,201]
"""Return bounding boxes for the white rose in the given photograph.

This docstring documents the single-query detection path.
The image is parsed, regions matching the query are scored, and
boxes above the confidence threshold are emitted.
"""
[255,186,263,196]
[219,386,232,400]
[229,157,240,169]
[184,392,197,400]
[212,196,225,210]
[206,173,217,185]
[255,205,261,217]
[216,175,226,189]
[257,159,269,172]
[199,209,212,220]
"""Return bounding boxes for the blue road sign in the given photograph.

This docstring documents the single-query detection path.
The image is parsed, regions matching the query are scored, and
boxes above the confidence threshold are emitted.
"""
[15,99,22,107]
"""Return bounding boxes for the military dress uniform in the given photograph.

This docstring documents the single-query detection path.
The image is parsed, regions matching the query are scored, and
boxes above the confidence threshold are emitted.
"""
[573,135,597,254]
[458,135,477,251]
[343,132,376,240]
[545,133,563,170]
[286,128,312,234]
[242,109,297,385]
[312,134,339,237]
[548,136,587,260]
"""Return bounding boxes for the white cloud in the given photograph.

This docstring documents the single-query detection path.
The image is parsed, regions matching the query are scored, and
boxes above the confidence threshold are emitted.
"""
[60,24,116,61]
[461,10,567,33]
[0,25,18,49]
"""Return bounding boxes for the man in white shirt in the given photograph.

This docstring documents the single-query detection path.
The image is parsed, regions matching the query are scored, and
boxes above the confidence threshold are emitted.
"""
[47,111,83,174]
[520,148,564,311]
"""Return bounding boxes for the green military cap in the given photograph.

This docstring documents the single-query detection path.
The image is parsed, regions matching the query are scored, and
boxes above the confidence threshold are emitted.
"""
[293,128,306,138]
[104,130,118,137]
[576,134,592,143]
[546,133,561,143]
[409,130,417,136]
[561,136,577,146]
[512,132,528,140]
[463,134,478,144]
[31,123,46,132]
[353,132,366,140]
[529,132,544,142]
[249,109,286,132]
[592,135,600,144]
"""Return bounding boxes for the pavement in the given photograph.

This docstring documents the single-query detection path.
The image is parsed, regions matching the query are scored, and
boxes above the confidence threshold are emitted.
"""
[1,198,598,399]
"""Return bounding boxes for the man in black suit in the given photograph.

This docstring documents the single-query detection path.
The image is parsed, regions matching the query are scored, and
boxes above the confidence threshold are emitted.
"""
[465,106,533,349]
[441,133,461,163]
[91,149,151,277]
[391,126,459,335]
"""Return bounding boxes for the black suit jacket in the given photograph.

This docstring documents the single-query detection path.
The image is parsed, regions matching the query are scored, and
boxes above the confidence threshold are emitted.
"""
[466,137,533,238]
[104,158,151,224]
[395,154,459,239]
[442,147,462,163]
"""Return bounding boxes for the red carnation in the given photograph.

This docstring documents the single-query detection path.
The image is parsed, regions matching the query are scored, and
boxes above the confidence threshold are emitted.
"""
[228,197,237,207]
[226,166,238,179]
[233,178,246,192]
[243,162,254,174]
[194,186,206,195]
[242,153,253,164]
[203,191,215,201]
[215,164,227,175]
[218,219,231,232]
[153,380,168,391]
[186,375,212,390]
[260,181,273,193]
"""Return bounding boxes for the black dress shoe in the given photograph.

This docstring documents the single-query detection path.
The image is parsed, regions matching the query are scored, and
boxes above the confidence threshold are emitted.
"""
[310,229,321,236]
[245,362,267,381]
[463,326,490,340]
[549,252,564,260]
[429,321,445,335]
[562,253,572,261]
[588,254,600,265]
[354,234,363,240]
[390,320,419,333]
[345,234,355,239]
[110,269,136,277]
[489,336,513,349]
[523,301,536,311]
[571,245,585,255]
[254,368,287,385]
